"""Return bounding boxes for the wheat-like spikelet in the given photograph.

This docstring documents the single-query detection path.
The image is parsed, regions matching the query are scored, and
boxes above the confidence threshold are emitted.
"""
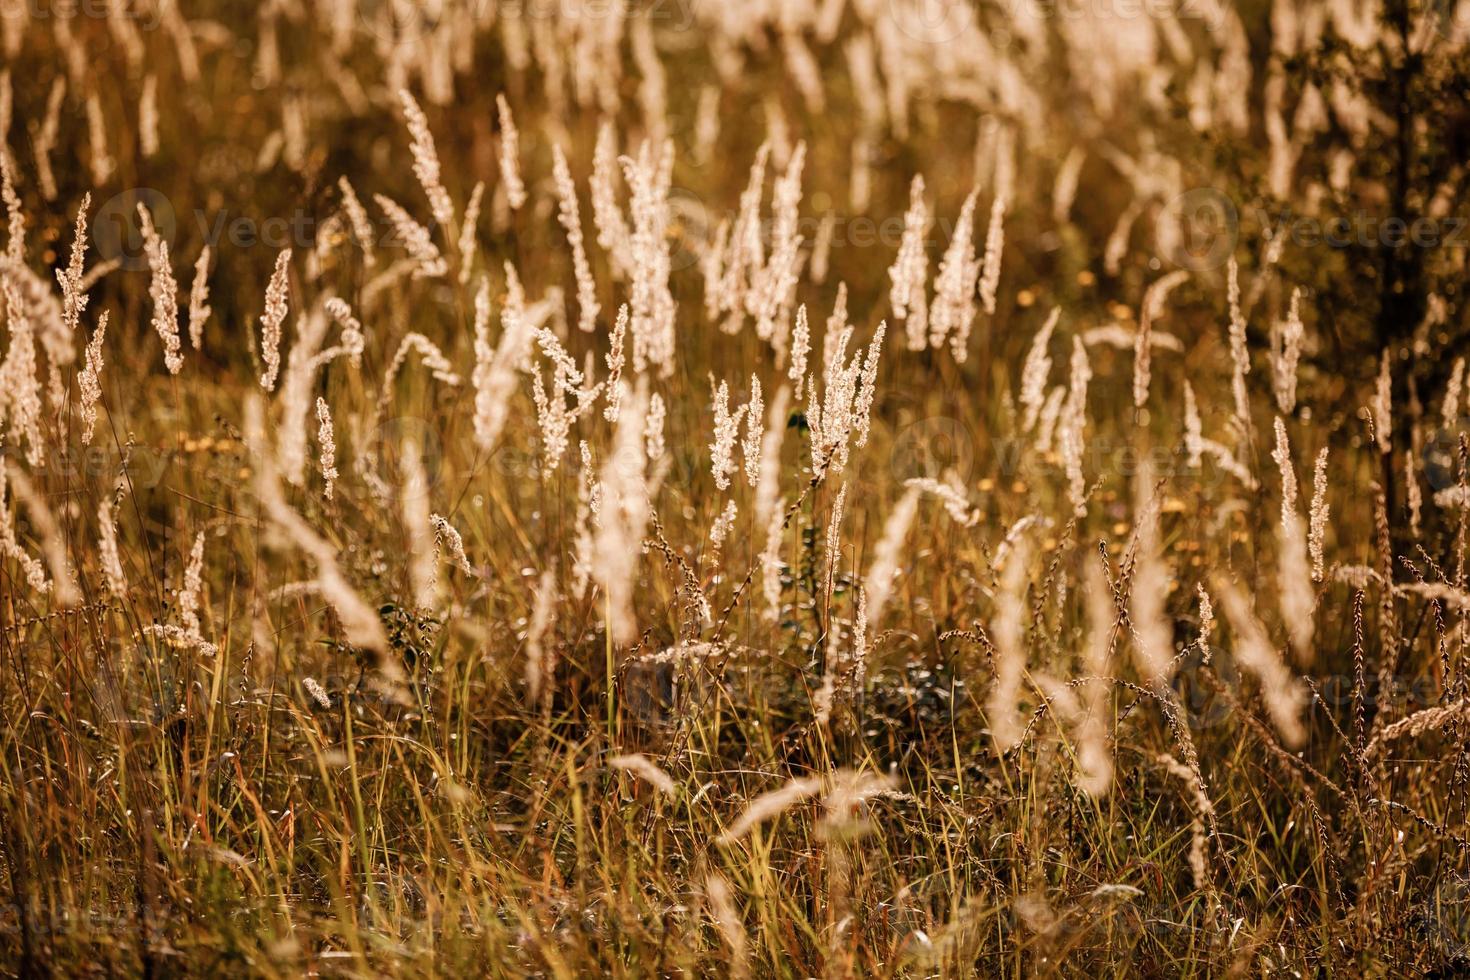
[1308,447,1329,582]
[1196,584,1215,664]
[930,188,981,359]
[1226,257,1253,436]
[703,874,750,980]
[531,328,602,473]
[383,332,461,393]
[1133,270,1189,411]
[524,567,558,705]
[864,485,921,629]
[1268,420,1315,661]
[140,624,217,657]
[32,78,64,201]
[1200,436,1258,489]
[1104,186,1143,274]
[1215,580,1306,747]
[6,463,79,606]
[180,531,206,642]
[1078,558,1115,796]
[1272,417,1299,525]
[1407,420,1423,537]
[470,277,528,451]
[810,210,836,285]
[889,175,929,351]
[740,377,765,488]
[1062,337,1092,518]
[337,177,377,267]
[590,122,633,280]
[719,775,823,844]
[906,476,979,527]
[456,180,485,284]
[1052,145,1085,224]
[1129,464,1175,682]
[1271,288,1304,415]
[977,194,1006,318]
[77,310,107,445]
[187,246,211,350]
[1365,698,1470,761]
[1371,349,1392,455]
[96,487,126,598]
[257,249,291,390]
[644,392,667,464]
[1443,357,1465,428]
[400,438,438,612]
[1177,384,1200,471]
[244,397,394,671]
[84,90,113,185]
[1019,308,1059,433]
[495,94,527,210]
[987,534,1031,751]
[399,88,454,231]
[1,150,22,264]
[713,142,770,327]
[55,193,88,333]
[593,387,650,645]
[1086,324,1184,352]
[602,304,629,423]
[1395,581,1470,609]
[430,515,472,576]
[551,143,600,334]
[275,305,335,488]
[137,203,183,375]
[315,396,337,501]
[709,499,738,555]
[748,142,805,347]
[1034,386,1067,454]
[0,276,44,465]
[788,304,810,387]
[620,141,677,376]
[752,385,792,532]
[374,195,447,279]
[822,482,850,601]
[821,284,851,376]
[1155,753,1213,893]
[0,460,50,596]
[709,379,746,492]
[302,677,332,710]
[850,320,887,451]
[608,753,675,796]
[138,73,158,158]
[760,495,786,621]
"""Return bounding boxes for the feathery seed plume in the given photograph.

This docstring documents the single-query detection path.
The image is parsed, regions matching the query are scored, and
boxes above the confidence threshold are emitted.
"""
[496,94,527,210]
[258,249,292,390]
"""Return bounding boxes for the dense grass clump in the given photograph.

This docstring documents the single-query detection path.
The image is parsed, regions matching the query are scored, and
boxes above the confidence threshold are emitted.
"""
[3,1,1470,975]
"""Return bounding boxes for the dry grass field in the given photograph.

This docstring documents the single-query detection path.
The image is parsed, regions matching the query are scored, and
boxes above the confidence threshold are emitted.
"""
[2,0,1470,975]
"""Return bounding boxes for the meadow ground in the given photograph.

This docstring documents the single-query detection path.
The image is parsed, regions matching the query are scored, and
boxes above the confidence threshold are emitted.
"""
[3,0,1470,976]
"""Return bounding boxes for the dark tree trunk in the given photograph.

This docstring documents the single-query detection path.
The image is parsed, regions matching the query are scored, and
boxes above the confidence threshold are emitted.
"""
[1376,0,1427,545]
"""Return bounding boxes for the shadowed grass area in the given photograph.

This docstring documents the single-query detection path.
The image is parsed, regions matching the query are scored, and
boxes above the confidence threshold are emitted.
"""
[2,1,1470,977]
